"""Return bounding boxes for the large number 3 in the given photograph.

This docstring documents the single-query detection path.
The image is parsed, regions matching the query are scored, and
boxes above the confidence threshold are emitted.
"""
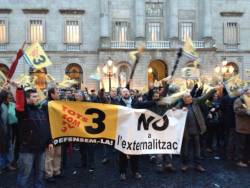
[33,55,46,65]
[84,108,106,134]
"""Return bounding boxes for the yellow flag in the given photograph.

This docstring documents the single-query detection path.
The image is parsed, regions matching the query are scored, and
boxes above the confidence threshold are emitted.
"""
[0,70,7,88]
[183,37,197,55]
[183,37,199,67]
[24,42,52,69]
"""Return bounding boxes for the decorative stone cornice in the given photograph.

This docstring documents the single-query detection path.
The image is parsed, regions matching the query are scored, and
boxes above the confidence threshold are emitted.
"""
[0,9,12,14]
[220,12,244,17]
[22,8,49,14]
[59,9,85,15]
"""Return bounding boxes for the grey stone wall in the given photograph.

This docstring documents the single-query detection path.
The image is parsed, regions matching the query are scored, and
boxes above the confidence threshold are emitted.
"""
[0,0,250,90]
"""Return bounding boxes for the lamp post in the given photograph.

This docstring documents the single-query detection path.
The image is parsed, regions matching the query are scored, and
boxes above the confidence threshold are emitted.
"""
[102,57,117,91]
[214,59,234,81]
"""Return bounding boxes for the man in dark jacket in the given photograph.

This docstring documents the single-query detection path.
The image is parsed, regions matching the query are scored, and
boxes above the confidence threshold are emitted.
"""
[109,87,120,105]
[177,88,216,172]
[220,88,240,160]
[16,87,53,188]
[119,88,155,181]
[42,87,62,182]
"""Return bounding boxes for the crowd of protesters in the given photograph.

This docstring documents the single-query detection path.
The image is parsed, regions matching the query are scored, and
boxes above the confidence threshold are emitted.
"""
[0,77,249,188]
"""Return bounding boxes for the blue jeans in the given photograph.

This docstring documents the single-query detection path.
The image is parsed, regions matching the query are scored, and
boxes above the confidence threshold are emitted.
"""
[0,140,13,170]
[17,152,45,188]
[0,153,10,170]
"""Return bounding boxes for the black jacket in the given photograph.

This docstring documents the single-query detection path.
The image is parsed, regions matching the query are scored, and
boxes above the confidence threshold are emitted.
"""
[119,98,155,109]
[220,95,238,128]
[16,89,51,153]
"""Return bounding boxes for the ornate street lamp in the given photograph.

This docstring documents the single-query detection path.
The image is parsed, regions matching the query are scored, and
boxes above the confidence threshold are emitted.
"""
[102,57,117,91]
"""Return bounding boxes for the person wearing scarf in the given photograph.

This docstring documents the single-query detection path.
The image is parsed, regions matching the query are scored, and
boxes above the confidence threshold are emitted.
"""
[0,90,18,173]
[118,88,155,181]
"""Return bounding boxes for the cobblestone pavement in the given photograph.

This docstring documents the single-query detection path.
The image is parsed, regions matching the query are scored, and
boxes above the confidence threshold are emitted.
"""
[0,146,249,188]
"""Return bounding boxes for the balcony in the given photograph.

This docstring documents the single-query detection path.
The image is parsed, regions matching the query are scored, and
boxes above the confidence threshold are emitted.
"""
[66,44,81,51]
[100,39,213,49]
[110,41,135,49]
[224,44,239,51]
[0,44,7,51]
[193,41,205,48]
[146,41,170,49]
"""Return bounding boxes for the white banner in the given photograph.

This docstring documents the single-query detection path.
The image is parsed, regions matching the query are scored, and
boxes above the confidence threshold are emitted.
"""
[115,108,187,155]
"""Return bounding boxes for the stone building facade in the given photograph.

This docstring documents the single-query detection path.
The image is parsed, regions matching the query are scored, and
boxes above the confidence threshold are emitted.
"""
[0,0,250,90]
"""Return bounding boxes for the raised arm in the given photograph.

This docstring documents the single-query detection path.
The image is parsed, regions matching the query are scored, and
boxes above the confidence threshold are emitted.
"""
[196,88,216,104]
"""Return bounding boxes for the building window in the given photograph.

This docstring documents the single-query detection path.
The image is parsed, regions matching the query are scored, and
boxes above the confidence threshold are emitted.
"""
[29,20,45,43]
[145,2,163,17]
[223,22,240,48]
[0,20,8,43]
[179,22,193,41]
[64,20,81,44]
[146,22,161,41]
[112,21,130,42]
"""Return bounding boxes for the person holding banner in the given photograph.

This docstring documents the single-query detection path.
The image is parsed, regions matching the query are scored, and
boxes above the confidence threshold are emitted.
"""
[145,77,177,172]
[118,88,156,181]
[15,86,53,188]
[76,90,96,173]
[176,87,216,172]
[42,87,63,183]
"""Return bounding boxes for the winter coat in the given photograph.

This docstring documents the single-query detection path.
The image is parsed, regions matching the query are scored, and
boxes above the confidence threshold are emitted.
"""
[176,89,216,135]
[233,96,250,134]
[16,88,52,153]
[119,97,155,109]
[220,95,238,129]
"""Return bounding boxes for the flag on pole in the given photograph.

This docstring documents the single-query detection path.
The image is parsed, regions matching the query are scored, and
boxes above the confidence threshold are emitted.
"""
[182,37,199,66]
[23,42,52,69]
[7,49,24,79]
[0,70,7,88]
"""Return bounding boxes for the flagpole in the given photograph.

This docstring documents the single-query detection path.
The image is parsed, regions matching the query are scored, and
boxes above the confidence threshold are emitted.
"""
[7,41,26,80]
[171,48,183,77]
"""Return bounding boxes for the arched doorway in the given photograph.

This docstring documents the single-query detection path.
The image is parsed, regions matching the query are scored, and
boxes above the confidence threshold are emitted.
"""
[117,63,130,88]
[65,63,83,89]
[29,67,47,90]
[148,60,168,86]
[0,63,9,76]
